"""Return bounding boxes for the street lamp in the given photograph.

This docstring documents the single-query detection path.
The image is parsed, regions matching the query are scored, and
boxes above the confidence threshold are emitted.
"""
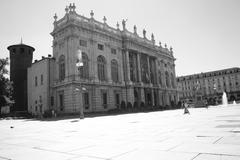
[76,49,84,119]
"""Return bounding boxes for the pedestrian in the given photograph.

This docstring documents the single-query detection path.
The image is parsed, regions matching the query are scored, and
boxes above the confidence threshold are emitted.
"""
[205,100,208,109]
[51,110,55,118]
[181,101,185,109]
[184,102,190,114]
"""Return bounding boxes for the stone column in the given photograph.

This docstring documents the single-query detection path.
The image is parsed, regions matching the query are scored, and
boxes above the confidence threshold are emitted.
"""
[140,87,145,103]
[163,91,167,106]
[127,87,134,105]
[172,64,177,89]
[119,48,124,83]
[107,61,112,83]
[147,56,150,83]
[137,52,142,83]
[158,90,163,106]
[151,89,154,106]
[154,59,159,86]
[90,39,99,83]
[126,50,131,82]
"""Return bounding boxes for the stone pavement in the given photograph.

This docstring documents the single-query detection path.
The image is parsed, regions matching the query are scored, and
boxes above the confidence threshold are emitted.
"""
[0,105,240,160]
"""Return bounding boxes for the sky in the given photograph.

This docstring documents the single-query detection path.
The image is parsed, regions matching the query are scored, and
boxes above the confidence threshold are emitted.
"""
[0,0,240,77]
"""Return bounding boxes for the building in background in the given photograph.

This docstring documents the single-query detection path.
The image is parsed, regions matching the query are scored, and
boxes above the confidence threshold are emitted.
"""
[177,67,240,105]
[27,4,178,116]
[27,56,54,116]
[7,42,34,112]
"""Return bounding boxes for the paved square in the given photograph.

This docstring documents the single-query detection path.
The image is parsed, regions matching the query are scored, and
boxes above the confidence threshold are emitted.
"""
[1,105,240,160]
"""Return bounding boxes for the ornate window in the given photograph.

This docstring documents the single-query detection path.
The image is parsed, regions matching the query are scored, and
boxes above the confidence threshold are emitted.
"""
[149,58,155,84]
[59,91,64,111]
[111,59,119,83]
[79,52,89,79]
[129,53,137,82]
[165,71,170,88]
[79,40,87,47]
[141,55,149,83]
[98,44,104,50]
[59,55,65,81]
[97,55,106,81]
[83,92,89,110]
[101,90,107,109]
[111,48,117,54]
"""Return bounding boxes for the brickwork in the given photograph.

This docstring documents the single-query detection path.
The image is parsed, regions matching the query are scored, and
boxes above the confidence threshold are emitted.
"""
[8,44,34,112]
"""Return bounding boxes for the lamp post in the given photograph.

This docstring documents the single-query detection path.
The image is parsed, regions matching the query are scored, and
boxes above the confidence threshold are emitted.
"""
[76,49,84,119]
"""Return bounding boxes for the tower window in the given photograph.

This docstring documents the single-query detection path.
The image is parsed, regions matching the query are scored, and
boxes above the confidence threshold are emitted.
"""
[20,48,24,53]
[41,74,43,85]
[35,76,38,86]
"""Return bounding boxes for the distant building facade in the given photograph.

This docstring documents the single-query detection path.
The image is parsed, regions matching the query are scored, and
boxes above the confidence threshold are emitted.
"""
[8,43,34,112]
[177,67,240,104]
[27,4,178,116]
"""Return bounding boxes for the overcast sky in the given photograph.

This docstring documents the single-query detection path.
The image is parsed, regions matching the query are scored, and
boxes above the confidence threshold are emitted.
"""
[0,0,239,76]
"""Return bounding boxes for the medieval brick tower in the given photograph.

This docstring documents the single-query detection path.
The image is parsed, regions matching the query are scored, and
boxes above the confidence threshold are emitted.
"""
[7,42,34,112]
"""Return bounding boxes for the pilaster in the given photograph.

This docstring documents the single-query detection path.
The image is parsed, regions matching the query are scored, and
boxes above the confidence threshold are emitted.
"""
[154,59,159,86]
[126,50,131,83]
[137,52,142,83]
[126,87,134,105]
[151,89,155,106]
[158,90,163,106]
[147,56,150,83]
[140,87,145,103]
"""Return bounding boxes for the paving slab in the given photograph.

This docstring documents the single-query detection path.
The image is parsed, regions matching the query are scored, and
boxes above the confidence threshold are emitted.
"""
[193,153,240,160]
[113,149,197,160]
[0,105,240,159]
[0,145,77,160]
[171,143,240,156]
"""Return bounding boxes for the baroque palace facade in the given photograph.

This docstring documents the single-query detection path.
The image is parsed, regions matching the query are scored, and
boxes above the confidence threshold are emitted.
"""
[28,4,178,116]
[177,67,240,105]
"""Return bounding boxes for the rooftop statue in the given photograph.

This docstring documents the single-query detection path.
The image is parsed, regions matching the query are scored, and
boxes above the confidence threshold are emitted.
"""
[134,25,137,34]
[90,10,94,19]
[122,19,127,30]
[143,29,146,38]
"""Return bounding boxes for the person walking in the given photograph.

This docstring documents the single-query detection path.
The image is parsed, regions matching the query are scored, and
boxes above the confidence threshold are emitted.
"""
[184,102,190,114]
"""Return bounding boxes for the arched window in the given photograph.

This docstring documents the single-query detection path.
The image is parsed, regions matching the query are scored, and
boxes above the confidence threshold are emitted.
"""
[165,71,170,88]
[111,59,119,83]
[129,53,137,82]
[97,55,106,81]
[79,52,89,79]
[59,55,65,81]
[141,55,149,83]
